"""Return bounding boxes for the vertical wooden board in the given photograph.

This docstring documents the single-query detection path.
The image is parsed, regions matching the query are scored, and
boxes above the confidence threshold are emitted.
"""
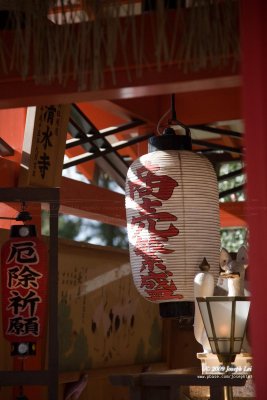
[57,240,163,371]
[167,321,203,370]
[0,234,163,399]
[19,105,70,187]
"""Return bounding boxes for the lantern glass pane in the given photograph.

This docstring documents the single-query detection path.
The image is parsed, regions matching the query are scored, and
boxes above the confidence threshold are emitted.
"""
[218,340,231,354]
[234,341,242,353]
[210,342,216,353]
[198,301,213,337]
[209,300,232,338]
[235,300,250,337]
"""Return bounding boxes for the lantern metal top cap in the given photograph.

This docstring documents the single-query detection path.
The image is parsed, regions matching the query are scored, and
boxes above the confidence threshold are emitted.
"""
[149,126,192,151]
[149,93,192,151]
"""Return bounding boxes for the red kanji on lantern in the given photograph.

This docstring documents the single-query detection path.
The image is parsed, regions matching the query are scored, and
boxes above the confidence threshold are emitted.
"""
[126,148,221,303]
[126,161,182,301]
[1,225,48,344]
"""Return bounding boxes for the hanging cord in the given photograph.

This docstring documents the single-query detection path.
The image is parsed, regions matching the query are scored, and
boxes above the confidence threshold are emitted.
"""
[171,93,177,121]
[156,94,191,136]
[156,108,171,135]
[169,93,191,136]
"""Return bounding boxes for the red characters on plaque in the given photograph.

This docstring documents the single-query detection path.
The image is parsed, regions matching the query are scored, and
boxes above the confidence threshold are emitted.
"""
[1,226,48,347]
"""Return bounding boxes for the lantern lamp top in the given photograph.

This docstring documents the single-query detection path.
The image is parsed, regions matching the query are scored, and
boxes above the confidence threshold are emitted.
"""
[197,296,251,365]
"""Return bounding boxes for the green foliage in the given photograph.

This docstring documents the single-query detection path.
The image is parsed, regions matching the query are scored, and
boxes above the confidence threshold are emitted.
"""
[219,160,245,202]
[42,172,129,248]
[42,211,83,240]
[82,221,128,248]
[219,161,247,251]
[41,210,128,249]
[221,228,247,252]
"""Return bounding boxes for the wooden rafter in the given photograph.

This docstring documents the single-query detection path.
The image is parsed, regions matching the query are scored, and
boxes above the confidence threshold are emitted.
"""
[0,138,14,157]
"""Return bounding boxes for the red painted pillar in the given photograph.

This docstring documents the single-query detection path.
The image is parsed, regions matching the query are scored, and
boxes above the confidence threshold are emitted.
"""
[0,108,41,230]
[241,1,267,398]
[0,108,43,399]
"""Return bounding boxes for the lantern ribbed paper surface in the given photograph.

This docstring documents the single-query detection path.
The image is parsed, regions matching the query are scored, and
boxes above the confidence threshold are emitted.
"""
[125,150,220,302]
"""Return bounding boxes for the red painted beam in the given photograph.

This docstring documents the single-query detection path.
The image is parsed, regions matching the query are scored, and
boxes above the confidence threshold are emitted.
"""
[0,68,241,110]
[220,201,246,228]
[114,86,242,126]
[60,177,246,229]
[0,109,41,231]
[0,11,240,109]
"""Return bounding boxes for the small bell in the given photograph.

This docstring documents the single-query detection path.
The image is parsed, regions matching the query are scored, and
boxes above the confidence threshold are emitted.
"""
[15,211,32,222]
[15,202,32,222]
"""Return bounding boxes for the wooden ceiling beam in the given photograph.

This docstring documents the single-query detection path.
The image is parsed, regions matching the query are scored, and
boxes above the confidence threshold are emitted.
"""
[0,72,241,110]
[60,177,246,228]
[113,86,242,126]
[59,177,126,227]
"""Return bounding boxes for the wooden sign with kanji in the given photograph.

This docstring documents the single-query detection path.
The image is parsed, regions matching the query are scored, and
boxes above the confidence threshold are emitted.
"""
[19,104,70,187]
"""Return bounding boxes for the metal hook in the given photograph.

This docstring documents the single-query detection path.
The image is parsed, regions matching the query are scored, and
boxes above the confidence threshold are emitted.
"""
[169,93,191,137]
[21,201,26,212]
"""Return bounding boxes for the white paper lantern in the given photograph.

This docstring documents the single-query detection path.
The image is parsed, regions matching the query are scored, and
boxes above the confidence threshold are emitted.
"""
[125,148,220,303]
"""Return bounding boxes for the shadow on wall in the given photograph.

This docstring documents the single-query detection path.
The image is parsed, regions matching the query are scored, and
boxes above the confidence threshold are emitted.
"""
[58,239,163,371]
